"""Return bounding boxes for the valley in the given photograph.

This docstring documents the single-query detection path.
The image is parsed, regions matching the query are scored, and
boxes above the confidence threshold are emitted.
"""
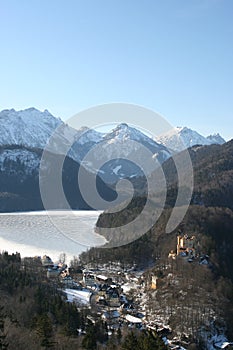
[0,107,232,349]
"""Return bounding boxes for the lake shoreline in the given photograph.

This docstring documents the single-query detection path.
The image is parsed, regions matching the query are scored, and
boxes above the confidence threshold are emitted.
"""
[0,210,105,264]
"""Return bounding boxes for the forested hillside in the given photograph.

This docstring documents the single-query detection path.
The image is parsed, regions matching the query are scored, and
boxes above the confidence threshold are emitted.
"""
[0,252,167,350]
[80,140,233,340]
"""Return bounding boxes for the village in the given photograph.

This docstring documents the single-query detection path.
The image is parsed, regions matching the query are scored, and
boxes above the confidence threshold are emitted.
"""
[32,233,232,350]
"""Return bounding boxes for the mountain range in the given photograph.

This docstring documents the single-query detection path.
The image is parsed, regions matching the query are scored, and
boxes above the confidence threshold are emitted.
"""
[0,107,228,212]
[0,108,225,153]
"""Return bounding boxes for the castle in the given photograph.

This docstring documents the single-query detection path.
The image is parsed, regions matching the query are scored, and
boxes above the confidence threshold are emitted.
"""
[177,234,196,257]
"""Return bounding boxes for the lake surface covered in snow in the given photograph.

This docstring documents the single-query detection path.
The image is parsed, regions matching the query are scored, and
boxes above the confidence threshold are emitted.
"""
[0,210,105,263]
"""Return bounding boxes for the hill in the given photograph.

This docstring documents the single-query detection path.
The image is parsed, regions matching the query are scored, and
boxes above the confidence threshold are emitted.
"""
[80,140,233,342]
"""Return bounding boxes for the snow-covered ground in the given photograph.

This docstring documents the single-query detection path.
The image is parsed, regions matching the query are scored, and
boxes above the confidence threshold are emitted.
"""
[64,288,92,305]
[0,210,105,264]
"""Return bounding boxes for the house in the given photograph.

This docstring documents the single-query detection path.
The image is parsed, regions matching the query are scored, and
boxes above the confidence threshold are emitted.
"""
[157,326,171,337]
[42,255,53,267]
[199,255,210,265]
[124,314,143,328]
[98,286,121,307]
[98,284,109,296]
[68,267,83,281]
[96,274,112,285]
[83,272,96,287]
[107,291,121,307]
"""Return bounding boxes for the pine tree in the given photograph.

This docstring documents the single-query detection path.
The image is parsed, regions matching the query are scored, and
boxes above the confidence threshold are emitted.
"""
[35,313,54,349]
[121,331,138,350]
[0,307,8,350]
[81,326,97,350]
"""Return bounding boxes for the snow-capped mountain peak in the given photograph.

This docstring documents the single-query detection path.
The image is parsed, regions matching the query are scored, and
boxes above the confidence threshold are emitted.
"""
[156,126,225,152]
[104,123,133,141]
[206,133,225,145]
[104,123,160,145]
[0,107,63,148]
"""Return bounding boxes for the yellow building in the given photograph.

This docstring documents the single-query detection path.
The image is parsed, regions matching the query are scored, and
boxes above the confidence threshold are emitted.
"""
[151,276,158,289]
[177,234,195,256]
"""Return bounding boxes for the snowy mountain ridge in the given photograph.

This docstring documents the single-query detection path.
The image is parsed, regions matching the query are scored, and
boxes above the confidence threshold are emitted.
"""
[0,108,226,155]
[0,108,226,183]
[0,109,173,183]
[100,123,171,160]
[80,123,173,183]
[156,126,226,152]
[0,108,62,148]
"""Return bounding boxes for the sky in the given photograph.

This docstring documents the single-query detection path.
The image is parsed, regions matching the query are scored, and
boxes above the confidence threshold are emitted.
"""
[0,0,232,140]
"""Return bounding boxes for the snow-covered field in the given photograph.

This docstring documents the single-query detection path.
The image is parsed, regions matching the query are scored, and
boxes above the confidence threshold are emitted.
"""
[0,210,105,263]
[64,288,92,305]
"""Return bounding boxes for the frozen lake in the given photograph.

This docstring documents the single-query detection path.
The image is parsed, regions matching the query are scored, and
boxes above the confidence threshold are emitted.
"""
[0,210,105,264]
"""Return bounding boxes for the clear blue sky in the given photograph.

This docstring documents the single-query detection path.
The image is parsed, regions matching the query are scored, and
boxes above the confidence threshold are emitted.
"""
[0,0,232,139]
